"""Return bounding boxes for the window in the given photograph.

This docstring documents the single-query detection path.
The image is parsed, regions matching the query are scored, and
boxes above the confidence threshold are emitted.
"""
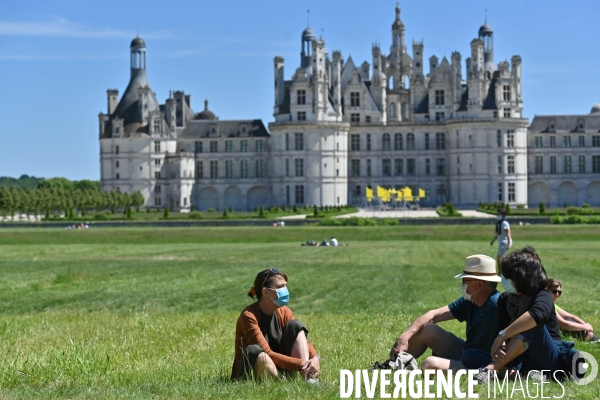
[285,134,289,151]
[294,133,303,151]
[116,145,119,155]
[351,160,360,177]
[394,133,403,150]
[503,108,511,118]
[497,130,502,147]
[389,103,396,118]
[350,92,360,107]
[155,197,161,206]
[435,112,445,121]
[394,159,403,176]
[407,159,416,176]
[116,161,119,168]
[170,171,176,179]
[295,185,305,204]
[406,133,415,150]
[424,133,429,150]
[365,116,371,123]
[297,111,306,121]
[425,158,430,175]
[550,136,556,148]
[297,90,306,105]
[286,186,290,204]
[210,161,218,178]
[436,185,446,203]
[435,133,446,150]
[154,159,161,166]
[256,159,265,178]
[241,140,249,152]
[508,183,515,202]
[256,140,265,152]
[210,141,218,153]
[194,141,203,153]
[196,161,203,179]
[154,171,160,179]
[116,173,120,180]
[351,113,360,123]
[563,136,571,148]
[436,158,446,176]
[534,156,543,174]
[240,160,249,178]
[366,134,371,151]
[435,90,445,105]
[497,155,502,174]
[154,141,161,153]
[382,133,391,151]
[534,137,542,148]
[225,160,234,178]
[294,158,304,177]
[285,159,290,177]
[579,135,585,147]
[366,159,372,177]
[563,156,572,173]
[498,183,503,202]
[507,155,515,174]
[593,136,600,147]
[153,120,160,133]
[382,159,391,176]
[578,155,586,173]
[503,85,511,101]
[225,140,233,152]
[350,134,360,151]
[550,156,557,174]
[593,156,600,173]
[507,131,515,148]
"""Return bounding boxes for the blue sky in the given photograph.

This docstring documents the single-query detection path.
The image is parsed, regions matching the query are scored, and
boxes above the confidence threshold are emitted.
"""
[1,0,599,180]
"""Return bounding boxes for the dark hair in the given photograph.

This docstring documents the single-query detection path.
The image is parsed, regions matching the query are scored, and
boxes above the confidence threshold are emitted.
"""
[547,278,562,291]
[495,209,507,234]
[248,269,288,300]
[501,246,548,296]
[497,208,507,217]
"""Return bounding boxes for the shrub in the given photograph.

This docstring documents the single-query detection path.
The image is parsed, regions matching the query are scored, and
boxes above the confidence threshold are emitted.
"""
[206,208,216,213]
[567,208,580,215]
[539,202,546,214]
[229,206,233,212]
[582,203,591,208]
[564,202,569,208]
[222,209,228,218]
[163,207,170,218]
[146,208,150,214]
[254,206,258,212]
[259,206,265,218]
[126,207,134,219]
[94,211,110,220]
[313,205,319,217]
[188,211,203,219]
[293,205,297,213]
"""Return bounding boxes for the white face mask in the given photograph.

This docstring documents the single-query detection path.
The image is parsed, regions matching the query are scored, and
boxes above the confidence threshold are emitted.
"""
[461,282,480,302]
[497,215,503,221]
[501,275,517,294]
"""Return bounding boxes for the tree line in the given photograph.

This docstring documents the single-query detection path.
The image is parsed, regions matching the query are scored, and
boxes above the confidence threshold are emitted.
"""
[0,186,144,220]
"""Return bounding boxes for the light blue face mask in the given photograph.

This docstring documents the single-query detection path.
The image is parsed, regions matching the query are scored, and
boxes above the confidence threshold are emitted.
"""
[501,275,517,294]
[267,286,289,307]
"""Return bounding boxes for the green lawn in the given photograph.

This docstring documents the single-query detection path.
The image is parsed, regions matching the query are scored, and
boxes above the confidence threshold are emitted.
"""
[0,226,598,399]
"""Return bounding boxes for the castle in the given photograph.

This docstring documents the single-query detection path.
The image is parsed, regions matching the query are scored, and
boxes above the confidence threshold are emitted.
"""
[99,6,600,211]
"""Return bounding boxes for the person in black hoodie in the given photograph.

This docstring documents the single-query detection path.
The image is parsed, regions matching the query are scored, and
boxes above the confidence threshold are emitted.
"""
[475,246,563,383]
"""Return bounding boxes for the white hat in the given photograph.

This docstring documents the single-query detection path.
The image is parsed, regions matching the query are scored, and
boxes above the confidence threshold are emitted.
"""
[454,254,501,282]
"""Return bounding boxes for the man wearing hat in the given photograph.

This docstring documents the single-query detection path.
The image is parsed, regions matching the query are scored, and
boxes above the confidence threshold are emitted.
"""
[390,254,501,372]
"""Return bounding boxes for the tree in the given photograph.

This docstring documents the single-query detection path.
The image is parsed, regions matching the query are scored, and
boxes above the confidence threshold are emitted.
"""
[163,207,170,218]
[131,191,145,212]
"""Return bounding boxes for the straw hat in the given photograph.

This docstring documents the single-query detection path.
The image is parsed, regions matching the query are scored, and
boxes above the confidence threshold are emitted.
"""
[454,254,501,282]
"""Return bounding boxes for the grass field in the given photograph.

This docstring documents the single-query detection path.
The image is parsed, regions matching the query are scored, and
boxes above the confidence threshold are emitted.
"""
[0,225,599,399]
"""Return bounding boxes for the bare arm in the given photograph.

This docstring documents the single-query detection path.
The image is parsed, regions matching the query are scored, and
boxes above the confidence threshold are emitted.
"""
[391,306,454,355]
[491,233,497,245]
[491,311,537,356]
[505,228,512,248]
[556,308,593,332]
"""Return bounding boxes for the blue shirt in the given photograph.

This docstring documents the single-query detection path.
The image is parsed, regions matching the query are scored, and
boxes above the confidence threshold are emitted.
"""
[448,290,500,352]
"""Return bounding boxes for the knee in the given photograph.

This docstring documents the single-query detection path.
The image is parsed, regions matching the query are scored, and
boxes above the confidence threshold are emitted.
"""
[419,323,439,342]
[244,344,263,359]
[421,356,440,371]
[257,352,272,365]
[285,319,305,332]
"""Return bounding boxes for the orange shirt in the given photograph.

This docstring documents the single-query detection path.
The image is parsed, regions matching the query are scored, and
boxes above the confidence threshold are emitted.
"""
[231,302,318,378]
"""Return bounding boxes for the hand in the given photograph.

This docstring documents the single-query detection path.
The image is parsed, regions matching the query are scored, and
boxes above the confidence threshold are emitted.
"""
[490,336,505,358]
[301,356,320,379]
[390,336,409,357]
[584,323,593,332]
[492,344,509,364]
[490,240,495,246]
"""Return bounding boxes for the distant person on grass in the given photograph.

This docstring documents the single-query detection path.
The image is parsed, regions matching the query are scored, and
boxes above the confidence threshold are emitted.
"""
[547,278,598,343]
[491,208,512,267]
[232,268,320,382]
[390,255,500,372]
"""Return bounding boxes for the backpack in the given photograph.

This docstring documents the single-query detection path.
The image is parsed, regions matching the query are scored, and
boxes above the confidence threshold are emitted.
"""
[372,352,418,371]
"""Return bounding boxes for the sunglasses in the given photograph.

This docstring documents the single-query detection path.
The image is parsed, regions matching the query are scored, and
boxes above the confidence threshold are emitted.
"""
[551,290,562,296]
[261,268,282,288]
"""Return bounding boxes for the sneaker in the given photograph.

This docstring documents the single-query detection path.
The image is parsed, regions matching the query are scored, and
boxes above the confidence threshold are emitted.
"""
[474,367,494,384]
[526,370,546,382]
[305,378,319,386]
[589,335,599,344]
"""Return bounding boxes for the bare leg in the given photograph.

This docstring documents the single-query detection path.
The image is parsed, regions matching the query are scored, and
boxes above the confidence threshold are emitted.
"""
[255,352,278,379]
[406,323,460,359]
[290,330,309,361]
[487,337,526,371]
[420,356,452,372]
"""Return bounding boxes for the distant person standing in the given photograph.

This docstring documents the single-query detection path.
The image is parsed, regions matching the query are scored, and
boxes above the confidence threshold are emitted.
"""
[490,208,512,266]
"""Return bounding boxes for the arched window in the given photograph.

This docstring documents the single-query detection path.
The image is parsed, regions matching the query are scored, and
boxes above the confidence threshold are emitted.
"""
[402,103,410,120]
[382,133,391,151]
[389,103,396,118]
[394,133,403,150]
[403,76,410,89]
[406,133,415,150]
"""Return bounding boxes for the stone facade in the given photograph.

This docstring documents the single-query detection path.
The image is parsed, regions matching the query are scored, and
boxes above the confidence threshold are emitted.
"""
[99,6,600,211]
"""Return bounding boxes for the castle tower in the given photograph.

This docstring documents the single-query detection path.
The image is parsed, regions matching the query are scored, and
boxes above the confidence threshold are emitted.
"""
[301,26,316,70]
[479,22,495,76]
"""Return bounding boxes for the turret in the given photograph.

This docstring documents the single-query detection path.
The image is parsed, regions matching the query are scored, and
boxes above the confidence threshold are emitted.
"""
[130,37,146,78]
[361,61,370,81]
[312,38,327,119]
[301,27,316,70]
[274,56,285,113]
[429,55,438,73]
[332,51,343,112]
[511,55,522,103]
[165,97,176,131]
[478,23,495,75]
[371,45,386,114]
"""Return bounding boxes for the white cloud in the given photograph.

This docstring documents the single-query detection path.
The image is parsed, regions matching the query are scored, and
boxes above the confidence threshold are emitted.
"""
[0,16,172,39]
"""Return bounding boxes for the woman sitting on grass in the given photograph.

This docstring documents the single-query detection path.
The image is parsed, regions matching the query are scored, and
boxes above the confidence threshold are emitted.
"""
[231,268,320,381]
[547,278,598,343]
[475,246,563,383]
